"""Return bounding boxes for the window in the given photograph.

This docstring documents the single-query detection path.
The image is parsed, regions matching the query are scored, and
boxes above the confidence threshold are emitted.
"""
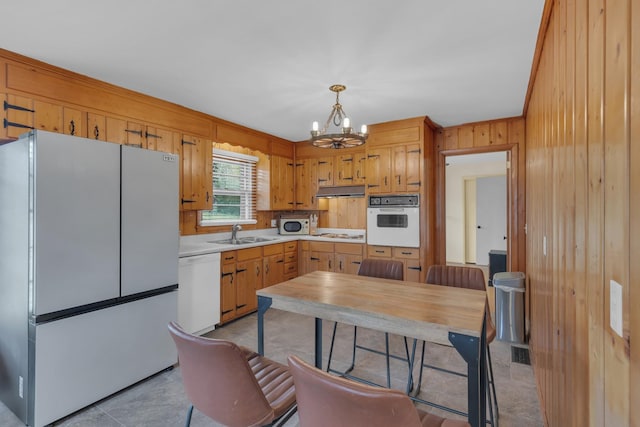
[200,148,258,226]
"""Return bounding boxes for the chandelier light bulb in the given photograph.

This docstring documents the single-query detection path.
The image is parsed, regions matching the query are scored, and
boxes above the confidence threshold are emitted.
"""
[343,117,350,128]
[360,124,367,134]
[312,121,319,132]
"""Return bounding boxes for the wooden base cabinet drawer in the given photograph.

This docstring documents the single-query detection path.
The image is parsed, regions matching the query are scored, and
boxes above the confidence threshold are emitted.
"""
[392,247,419,259]
[367,245,392,258]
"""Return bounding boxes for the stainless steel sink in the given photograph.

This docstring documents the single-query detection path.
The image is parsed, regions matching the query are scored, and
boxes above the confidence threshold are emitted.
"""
[208,236,276,245]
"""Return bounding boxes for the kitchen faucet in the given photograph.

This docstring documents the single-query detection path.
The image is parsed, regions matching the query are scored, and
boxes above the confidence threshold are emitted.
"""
[231,224,242,244]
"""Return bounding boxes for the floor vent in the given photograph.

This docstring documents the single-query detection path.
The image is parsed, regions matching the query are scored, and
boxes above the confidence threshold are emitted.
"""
[511,346,531,365]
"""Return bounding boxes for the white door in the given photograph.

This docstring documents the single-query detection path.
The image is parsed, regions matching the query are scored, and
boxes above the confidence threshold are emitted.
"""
[475,175,507,266]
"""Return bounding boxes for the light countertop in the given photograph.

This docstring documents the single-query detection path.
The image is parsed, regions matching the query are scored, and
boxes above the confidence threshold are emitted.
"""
[179,228,366,257]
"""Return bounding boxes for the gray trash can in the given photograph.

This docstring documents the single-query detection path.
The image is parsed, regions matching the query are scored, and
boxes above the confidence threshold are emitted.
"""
[493,271,526,344]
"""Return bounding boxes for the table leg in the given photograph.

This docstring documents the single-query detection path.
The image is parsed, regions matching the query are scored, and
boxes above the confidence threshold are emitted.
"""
[315,317,322,369]
[449,319,487,427]
[257,296,272,356]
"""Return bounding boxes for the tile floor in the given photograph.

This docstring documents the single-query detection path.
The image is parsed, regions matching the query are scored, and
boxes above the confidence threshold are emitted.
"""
[0,310,543,426]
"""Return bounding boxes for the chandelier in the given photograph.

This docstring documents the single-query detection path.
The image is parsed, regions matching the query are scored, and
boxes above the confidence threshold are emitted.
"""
[310,84,368,149]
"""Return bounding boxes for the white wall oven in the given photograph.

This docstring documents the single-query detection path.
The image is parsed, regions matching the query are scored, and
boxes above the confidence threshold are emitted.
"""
[367,194,420,248]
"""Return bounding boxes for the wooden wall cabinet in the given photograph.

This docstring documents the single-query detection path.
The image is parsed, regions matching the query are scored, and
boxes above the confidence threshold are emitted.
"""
[335,153,357,185]
[63,107,84,137]
[2,94,34,140]
[181,134,212,211]
[366,147,391,193]
[295,158,318,210]
[270,155,295,210]
[317,156,333,187]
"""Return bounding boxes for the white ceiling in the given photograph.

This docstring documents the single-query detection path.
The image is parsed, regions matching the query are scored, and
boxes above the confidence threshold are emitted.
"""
[1,1,544,142]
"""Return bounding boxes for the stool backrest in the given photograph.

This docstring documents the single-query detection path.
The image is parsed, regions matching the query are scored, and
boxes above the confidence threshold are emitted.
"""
[288,355,423,427]
[357,258,404,280]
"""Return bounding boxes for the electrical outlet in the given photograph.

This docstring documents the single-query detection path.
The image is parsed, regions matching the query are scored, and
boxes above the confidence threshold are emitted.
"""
[610,279,623,337]
[270,219,277,227]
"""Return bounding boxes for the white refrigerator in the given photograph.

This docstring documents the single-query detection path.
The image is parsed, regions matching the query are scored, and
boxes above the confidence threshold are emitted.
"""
[0,130,179,426]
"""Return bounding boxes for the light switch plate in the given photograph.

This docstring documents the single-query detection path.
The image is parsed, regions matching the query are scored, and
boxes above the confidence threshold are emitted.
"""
[609,279,623,337]
[270,219,277,227]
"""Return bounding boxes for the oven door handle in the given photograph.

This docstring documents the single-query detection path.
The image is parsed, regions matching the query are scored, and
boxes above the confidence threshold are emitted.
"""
[376,208,408,213]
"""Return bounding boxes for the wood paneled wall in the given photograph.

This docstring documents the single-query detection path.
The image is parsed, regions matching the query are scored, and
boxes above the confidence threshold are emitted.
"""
[433,117,527,275]
[525,0,638,425]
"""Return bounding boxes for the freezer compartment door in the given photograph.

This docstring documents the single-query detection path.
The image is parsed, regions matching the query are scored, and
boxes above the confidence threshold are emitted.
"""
[121,146,179,296]
[32,291,177,427]
[33,132,121,315]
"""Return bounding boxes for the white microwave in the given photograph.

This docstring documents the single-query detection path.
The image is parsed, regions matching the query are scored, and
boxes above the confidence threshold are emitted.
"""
[279,217,310,235]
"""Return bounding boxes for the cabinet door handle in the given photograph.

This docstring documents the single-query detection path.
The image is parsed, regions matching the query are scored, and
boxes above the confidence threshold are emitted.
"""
[384,176,388,186]
[310,257,320,261]
[94,125,100,139]
[222,309,234,315]
[125,129,143,136]
[69,119,76,136]
[397,175,401,185]
[221,272,234,277]
[375,250,384,254]
[236,268,247,273]
[256,266,261,276]
[339,260,343,271]
[401,251,412,255]
[236,304,246,309]
[408,266,422,271]
[181,199,196,204]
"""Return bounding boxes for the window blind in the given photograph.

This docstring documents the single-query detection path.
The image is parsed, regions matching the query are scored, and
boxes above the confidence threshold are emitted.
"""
[200,149,258,225]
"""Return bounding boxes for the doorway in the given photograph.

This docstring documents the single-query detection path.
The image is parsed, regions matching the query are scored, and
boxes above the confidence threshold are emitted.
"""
[445,151,507,266]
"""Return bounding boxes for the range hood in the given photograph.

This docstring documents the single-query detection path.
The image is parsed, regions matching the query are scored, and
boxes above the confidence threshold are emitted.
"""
[316,185,365,198]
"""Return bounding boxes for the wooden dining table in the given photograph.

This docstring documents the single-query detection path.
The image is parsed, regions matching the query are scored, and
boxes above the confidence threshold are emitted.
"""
[256,270,488,427]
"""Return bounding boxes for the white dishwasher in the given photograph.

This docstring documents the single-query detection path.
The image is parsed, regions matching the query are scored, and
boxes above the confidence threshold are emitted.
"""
[178,252,221,335]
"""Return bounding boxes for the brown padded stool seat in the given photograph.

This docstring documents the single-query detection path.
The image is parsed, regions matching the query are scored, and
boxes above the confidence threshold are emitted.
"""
[288,355,469,427]
[168,321,296,427]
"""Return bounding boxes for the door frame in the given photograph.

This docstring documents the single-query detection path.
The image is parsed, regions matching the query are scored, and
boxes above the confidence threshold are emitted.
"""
[435,143,524,273]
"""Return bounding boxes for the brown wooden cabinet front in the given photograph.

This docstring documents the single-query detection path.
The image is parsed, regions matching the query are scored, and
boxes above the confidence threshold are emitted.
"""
[181,134,212,211]
[271,155,295,210]
[366,147,391,194]
[295,158,318,210]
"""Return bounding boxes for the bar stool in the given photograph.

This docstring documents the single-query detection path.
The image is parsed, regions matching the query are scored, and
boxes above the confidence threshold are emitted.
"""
[415,265,499,426]
[289,355,470,427]
[326,258,409,388]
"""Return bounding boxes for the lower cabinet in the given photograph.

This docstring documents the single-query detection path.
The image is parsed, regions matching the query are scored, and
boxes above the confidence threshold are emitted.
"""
[367,245,423,282]
[300,241,363,275]
[220,243,293,324]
